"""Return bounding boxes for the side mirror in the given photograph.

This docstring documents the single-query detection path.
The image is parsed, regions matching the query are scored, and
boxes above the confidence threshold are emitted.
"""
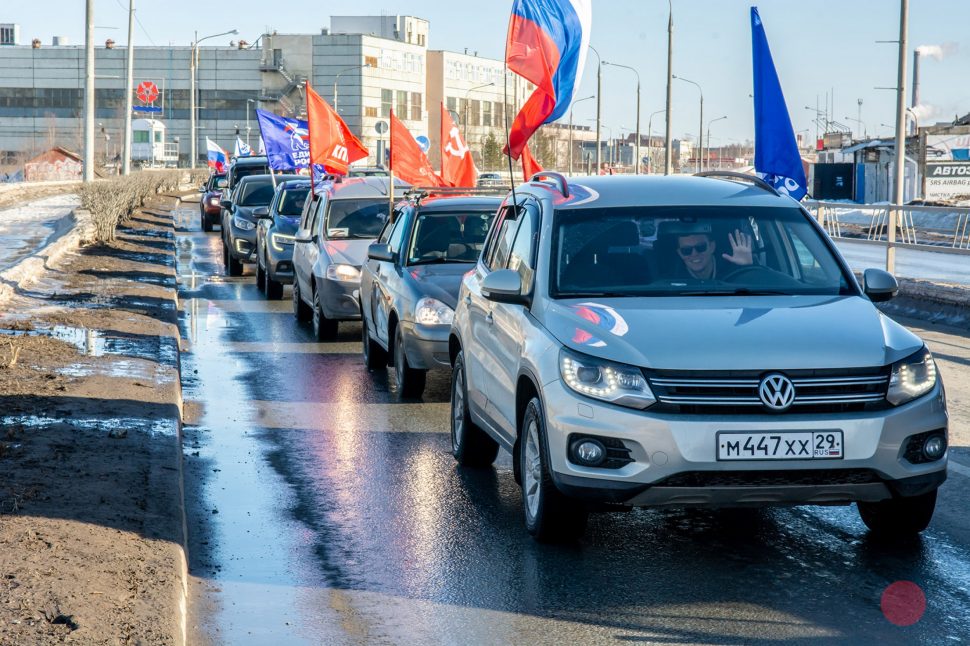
[220,199,233,210]
[481,269,528,304]
[863,268,898,302]
[294,234,318,244]
[198,185,206,193]
[252,206,270,218]
[216,179,228,189]
[367,243,394,262]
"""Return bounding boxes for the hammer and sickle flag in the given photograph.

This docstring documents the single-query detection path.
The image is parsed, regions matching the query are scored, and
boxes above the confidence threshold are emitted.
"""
[440,103,478,187]
[306,82,368,176]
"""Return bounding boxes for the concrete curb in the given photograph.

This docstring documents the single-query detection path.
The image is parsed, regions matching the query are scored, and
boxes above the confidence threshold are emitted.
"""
[880,278,970,329]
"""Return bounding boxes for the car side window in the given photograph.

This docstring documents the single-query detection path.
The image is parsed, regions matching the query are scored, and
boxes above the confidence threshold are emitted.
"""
[507,204,538,289]
[309,197,325,236]
[487,206,521,272]
[387,214,408,256]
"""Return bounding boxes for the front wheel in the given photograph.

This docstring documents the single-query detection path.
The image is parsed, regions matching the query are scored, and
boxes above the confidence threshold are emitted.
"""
[857,490,938,537]
[293,280,312,322]
[521,397,588,542]
[394,325,426,398]
[256,257,267,293]
[312,287,338,341]
[202,212,213,232]
[362,315,387,370]
[451,352,499,467]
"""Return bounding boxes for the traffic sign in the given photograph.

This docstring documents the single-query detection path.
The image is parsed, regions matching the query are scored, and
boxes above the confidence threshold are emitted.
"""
[133,106,162,113]
[136,81,159,104]
[415,135,430,153]
[374,120,388,134]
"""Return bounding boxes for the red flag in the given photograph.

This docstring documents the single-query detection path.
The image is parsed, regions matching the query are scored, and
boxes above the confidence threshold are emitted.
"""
[521,142,543,182]
[440,104,478,187]
[306,82,368,176]
[390,111,444,187]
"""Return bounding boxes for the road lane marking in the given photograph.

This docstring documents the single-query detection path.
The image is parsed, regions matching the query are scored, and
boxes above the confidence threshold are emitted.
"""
[248,400,449,434]
[948,460,970,479]
[221,342,362,354]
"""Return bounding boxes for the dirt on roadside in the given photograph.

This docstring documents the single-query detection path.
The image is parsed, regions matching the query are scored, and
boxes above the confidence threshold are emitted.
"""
[0,197,186,645]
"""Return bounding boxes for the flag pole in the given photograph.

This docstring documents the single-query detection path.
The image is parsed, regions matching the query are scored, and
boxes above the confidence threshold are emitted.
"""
[389,110,395,222]
[503,18,519,210]
[306,81,315,197]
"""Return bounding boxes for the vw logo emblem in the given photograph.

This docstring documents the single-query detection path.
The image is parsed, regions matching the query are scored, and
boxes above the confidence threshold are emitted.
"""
[759,373,796,410]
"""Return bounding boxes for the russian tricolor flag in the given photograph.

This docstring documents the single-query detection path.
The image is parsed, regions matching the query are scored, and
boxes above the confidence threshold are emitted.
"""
[505,0,591,160]
[206,137,228,173]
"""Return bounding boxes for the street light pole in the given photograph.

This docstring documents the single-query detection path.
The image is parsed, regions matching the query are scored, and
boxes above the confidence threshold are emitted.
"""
[122,0,134,176]
[462,82,495,141]
[664,0,673,175]
[333,63,372,114]
[83,0,95,182]
[190,28,238,170]
[246,98,255,146]
[569,94,595,176]
[674,75,703,172]
[706,115,726,172]
[604,62,641,174]
[889,0,909,274]
[647,108,664,173]
[589,45,602,172]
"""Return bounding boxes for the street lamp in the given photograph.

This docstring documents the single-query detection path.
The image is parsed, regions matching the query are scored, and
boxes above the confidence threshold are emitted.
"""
[590,120,613,168]
[844,115,868,139]
[334,63,372,114]
[603,61,641,173]
[664,0,673,175]
[647,108,665,173]
[569,94,595,175]
[706,115,726,172]
[190,28,238,169]
[589,44,602,171]
[462,82,495,140]
[246,98,255,146]
[674,74,703,172]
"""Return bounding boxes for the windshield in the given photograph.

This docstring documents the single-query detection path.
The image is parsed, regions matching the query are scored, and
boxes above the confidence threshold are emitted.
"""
[406,210,497,265]
[233,164,269,183]
[553,206,854,298]
[277,186,309,216]
[325,198,389,239]
[237,180,275,206]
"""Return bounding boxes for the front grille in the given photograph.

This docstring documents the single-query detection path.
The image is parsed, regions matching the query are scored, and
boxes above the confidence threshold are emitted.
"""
[657,469,881,488]
[647,367,890,414]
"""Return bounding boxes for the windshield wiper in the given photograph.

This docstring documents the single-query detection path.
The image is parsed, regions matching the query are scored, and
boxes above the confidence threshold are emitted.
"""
[408,257,465,266]
[679,288,790,296]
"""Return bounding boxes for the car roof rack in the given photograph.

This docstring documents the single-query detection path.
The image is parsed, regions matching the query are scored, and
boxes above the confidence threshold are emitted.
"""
[693,170,780,196]
[404,186,511,204]
[529,171,570,198]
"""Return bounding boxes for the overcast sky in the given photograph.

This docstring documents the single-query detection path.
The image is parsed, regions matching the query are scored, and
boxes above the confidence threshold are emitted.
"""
[8,1,969,145]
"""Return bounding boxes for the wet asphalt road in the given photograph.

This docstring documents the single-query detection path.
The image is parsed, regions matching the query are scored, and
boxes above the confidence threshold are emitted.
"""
[173,208,970,645]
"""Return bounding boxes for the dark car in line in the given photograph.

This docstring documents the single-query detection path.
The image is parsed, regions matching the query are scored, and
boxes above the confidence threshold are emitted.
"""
[360,191,501,397]
[256,178,311,300]
[220,173,301,276]
[199,172,227,232]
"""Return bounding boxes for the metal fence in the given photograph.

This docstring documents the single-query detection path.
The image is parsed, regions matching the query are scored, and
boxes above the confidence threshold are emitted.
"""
[804,200,970,251]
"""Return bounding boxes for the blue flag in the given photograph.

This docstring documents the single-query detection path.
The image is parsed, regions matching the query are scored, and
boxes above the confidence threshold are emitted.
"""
[751,7,807,200]
[255,109,311,171]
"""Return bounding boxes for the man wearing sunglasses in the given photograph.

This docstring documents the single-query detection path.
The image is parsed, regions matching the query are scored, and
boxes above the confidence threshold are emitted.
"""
[675,228,753,280]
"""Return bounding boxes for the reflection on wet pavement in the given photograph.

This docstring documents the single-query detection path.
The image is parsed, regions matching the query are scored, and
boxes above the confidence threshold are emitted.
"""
[177,218,970,644]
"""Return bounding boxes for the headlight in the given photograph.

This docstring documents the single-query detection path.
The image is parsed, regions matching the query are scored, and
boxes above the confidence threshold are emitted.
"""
[414,297,454,326]
[559,348,655,410]
[270,233,295,252]
[326,263,361,282]
[209,197,220,206]
[887,345,937,405]
[232,215,256,231]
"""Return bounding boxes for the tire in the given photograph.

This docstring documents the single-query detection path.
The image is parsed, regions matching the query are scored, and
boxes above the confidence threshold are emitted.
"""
[256,257,267,293]
[265,274,284,300]
[857,489,938,537]
[312,286,338,341]
[293,280,312,322]
[227,251,243,277]
[394,325,426,398]
[520,397,588,542]
[362,315,387,370]
[202,212,213,232]
[451,351,499,467]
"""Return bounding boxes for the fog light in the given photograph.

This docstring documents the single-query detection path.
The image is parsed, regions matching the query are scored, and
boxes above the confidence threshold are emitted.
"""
[923,434,946,460]
[570,438,606,467]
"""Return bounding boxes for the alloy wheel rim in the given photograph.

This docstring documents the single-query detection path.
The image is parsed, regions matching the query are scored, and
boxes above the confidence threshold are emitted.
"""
[524,418,541,519]
[451,368,464,451]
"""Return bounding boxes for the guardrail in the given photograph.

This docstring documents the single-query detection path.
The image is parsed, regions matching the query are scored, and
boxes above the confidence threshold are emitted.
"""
[804,200,970,251]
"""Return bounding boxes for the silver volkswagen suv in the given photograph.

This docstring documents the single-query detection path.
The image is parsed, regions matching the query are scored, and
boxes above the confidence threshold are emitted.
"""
[448,171,947,542]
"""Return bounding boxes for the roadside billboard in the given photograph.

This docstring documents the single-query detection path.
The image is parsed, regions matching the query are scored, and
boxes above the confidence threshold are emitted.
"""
[925,162,970,202]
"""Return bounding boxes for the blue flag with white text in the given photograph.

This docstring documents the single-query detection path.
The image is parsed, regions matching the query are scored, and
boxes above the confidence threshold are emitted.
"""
[255,109,311,171]
[751,7,807,200]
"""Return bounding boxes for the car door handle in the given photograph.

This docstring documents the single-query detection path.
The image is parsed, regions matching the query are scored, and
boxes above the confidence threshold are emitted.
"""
[485,312,494,325]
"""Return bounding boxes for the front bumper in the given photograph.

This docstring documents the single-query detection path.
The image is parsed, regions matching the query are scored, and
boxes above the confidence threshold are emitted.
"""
[399,320,451,370]
[318,276,361,320]
[540,378,948,508]
[265,245,295,284]
[228,225,258,262]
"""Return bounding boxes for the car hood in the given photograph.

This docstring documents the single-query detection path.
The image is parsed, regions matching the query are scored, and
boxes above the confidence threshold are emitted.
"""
[273,215,300,236]
[406,263,473,309]
[324,238,373,266]
[234,205,261,221]
[540,295,923,371]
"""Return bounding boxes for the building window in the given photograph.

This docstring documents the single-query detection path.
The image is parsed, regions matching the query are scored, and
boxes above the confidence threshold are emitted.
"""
[381,89,392,117]
[469,100,481,127]
[482,101,492,127]
[411,92,422,121]
[365,55,378,68]
[495,102,505,125]
[458,99,468,126]
[365,106,378,118]
[133,131,149,144]
[154,131,162,143]
[396,90,408,118]
[446,97,457,113]
[418,34,425,47]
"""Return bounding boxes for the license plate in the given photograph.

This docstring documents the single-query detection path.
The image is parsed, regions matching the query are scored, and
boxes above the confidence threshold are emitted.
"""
[716,431,843,461]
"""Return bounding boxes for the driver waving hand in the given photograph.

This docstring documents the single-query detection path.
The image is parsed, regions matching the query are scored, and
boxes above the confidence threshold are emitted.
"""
[676,229,753,280]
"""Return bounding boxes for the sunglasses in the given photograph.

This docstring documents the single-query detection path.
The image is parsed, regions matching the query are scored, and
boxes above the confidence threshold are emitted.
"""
[678,241,710,257]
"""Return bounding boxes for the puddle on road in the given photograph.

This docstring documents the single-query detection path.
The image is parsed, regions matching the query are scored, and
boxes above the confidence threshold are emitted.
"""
[0,325,178,366]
